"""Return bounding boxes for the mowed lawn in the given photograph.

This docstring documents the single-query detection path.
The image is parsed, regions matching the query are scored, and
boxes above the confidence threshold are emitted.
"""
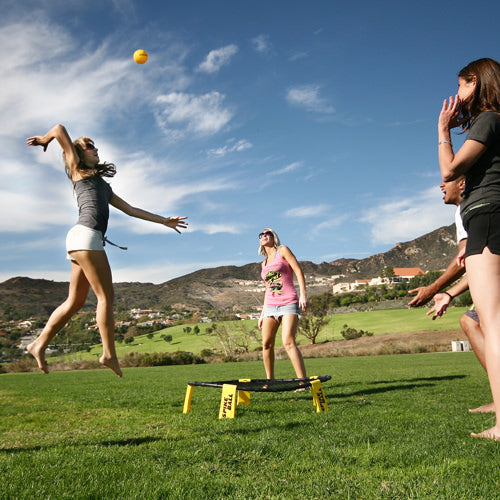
[67,307,469,363]
[2,352,500,499]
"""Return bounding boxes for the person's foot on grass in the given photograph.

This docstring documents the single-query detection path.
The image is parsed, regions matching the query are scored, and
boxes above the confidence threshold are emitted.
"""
[471,425,500,441]
[469,402,495,413]
[294,379,309,392]
[27,341,49,374]
[99,355,122,377]
[294,384,308,393]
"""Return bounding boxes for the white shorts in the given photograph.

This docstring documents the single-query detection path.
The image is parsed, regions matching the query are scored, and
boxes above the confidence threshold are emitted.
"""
[66,224,104,260]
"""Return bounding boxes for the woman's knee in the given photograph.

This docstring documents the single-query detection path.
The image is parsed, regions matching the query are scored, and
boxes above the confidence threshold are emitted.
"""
[96,293,114,310]
[282,338,298,352]
[93,284,114,305]
[262,339,275,350]
[64,289,89,313]
[73,295,88,311]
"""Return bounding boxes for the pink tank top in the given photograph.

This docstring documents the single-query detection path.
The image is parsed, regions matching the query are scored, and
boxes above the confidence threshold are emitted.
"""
[261,247,298,306]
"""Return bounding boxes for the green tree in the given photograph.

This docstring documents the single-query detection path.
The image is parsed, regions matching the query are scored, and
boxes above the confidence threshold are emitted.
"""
[381,266,394,279]
[297,310,330,344]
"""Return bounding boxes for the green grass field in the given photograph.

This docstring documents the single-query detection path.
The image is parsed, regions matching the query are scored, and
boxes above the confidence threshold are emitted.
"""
[68,307,469,363]
[2,352,499,499]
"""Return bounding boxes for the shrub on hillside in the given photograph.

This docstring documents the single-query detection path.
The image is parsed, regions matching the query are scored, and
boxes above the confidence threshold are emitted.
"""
[126,350,205,367]
[340,324,374,340]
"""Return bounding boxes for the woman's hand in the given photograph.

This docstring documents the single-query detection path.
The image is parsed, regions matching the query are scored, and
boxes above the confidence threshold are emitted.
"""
[299,294,307,312]
[162,216,189,233]
[26,135,51,152]
[438,94,463,131]
[258,317,263,330]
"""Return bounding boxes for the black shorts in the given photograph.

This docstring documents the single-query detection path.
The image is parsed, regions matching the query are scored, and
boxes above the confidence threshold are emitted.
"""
[464,211,500,258]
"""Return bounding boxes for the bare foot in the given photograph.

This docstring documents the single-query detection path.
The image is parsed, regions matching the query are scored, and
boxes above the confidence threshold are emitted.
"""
[471,426,500,441]
[26,342,49,374]
[99,355,122,377]
[469,402,495,413]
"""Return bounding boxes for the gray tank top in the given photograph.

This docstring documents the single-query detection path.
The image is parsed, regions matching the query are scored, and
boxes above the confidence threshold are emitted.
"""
[73,176,113,235]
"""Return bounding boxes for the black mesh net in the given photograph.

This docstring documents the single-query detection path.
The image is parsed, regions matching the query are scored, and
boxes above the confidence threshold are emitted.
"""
[188,375,331,392]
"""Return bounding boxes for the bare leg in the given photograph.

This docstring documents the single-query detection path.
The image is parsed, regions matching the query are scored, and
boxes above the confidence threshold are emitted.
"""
[27,262,89,373]
[69,250,122,377]
[466,249,500,440]
[460,313,494,412]
[460,313,486,369]
[261,317,280,379]
[281,314,306,379]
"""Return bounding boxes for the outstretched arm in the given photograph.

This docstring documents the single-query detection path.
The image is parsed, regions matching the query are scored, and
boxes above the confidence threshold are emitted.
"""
[426,275,470,320]
[109,194,188,233]
[280,245,307,312]
[408,239,466,307]
[26,124,79,173]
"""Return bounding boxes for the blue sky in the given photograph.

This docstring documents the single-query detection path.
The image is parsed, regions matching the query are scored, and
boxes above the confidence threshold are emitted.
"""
[1,0,498,283]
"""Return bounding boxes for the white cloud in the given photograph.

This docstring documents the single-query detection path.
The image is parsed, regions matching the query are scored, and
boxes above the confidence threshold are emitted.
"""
[251,34,271,54]
[188,223,242,235]
[207,139,252,157]
[155,91,233,139]
[286,84,335,114]
[313,215,350,234]
[284,204,330,217]
[361,186,456,245]
[0,15,196,147]
[197,44,238,73]
[289,51,308,61]
[0,189,74,232]
[270,161,302,176]
[0,153,76,232]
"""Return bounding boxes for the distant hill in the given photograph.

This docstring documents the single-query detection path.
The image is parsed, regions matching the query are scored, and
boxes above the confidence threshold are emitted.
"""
[0,224,457,319]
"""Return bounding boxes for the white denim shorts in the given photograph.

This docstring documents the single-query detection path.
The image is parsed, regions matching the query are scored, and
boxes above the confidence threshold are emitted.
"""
[262,303,300,320]
[66,224,104,260]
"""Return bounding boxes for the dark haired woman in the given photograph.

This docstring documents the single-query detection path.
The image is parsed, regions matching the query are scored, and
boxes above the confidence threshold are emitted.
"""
[26,124,188,377]
[257,228,307,382]
[439,58,500,440]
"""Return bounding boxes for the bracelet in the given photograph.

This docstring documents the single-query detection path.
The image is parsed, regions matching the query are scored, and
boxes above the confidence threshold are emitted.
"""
[438,140,451,146]
[444,291,454,300]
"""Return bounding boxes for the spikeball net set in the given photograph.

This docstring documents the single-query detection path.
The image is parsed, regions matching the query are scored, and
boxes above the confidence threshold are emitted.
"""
[183,375,331,419]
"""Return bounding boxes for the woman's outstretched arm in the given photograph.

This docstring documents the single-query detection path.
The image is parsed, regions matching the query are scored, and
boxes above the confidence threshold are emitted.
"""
[109,193,188,233]
[27,124,79,173]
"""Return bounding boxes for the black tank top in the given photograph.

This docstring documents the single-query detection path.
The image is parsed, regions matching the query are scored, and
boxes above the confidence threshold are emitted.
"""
[73,176,113,235]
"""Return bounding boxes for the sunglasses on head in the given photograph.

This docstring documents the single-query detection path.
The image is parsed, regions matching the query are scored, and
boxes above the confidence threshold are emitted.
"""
[85,143,96,150]
[259,231,273,239]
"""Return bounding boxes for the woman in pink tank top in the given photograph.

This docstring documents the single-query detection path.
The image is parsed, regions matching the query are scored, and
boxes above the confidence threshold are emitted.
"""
[258,228,307,382]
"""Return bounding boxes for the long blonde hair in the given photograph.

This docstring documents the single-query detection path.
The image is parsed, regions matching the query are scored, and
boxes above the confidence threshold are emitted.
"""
[63,136,116,180]
[258,228,281,257]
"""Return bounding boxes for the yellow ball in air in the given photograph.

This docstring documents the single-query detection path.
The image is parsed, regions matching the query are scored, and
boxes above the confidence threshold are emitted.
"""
[133,49,148,64]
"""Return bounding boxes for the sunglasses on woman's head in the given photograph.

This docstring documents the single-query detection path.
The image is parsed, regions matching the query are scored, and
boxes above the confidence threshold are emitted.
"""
[259,231,273,239]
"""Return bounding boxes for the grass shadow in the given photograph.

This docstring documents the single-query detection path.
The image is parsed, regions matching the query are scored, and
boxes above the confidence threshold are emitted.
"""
[0,436,164,454]
[328,374,467,399]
